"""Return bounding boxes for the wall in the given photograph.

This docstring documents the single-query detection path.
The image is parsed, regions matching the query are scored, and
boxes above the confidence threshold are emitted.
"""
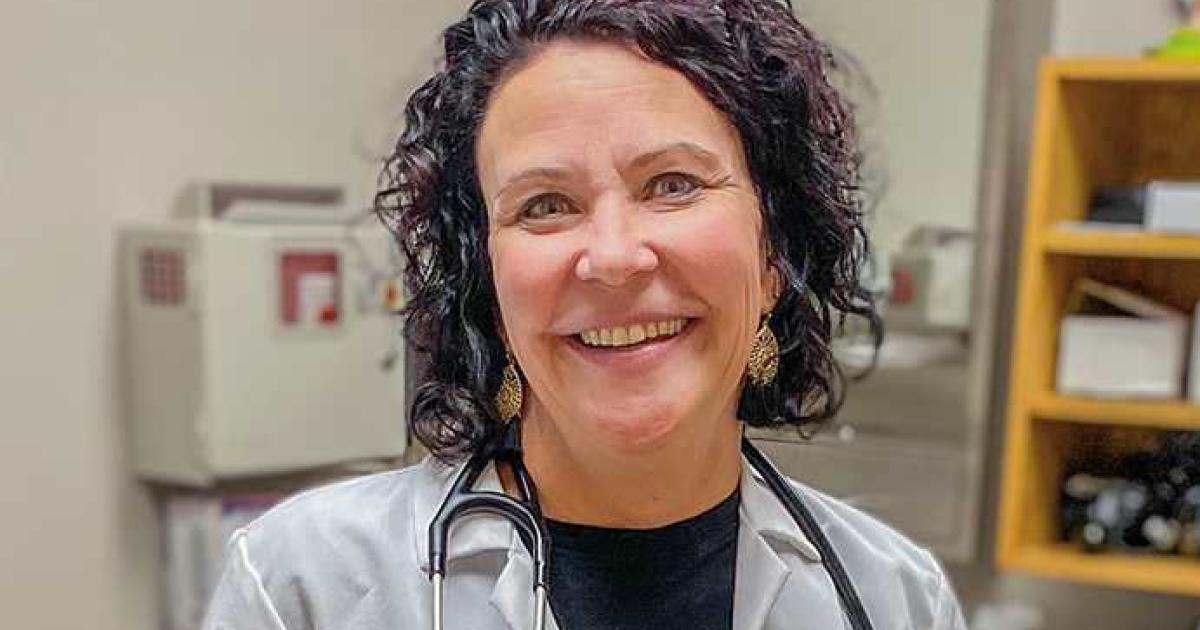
[0,1,466,628]
[1052,0,1180,56]
[795,0,992,254]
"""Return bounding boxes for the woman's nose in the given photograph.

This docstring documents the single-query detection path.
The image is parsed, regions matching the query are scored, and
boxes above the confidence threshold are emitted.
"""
[575,202,659,286]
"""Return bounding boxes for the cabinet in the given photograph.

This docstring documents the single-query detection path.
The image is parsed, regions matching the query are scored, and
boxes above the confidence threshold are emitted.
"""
[996,58,1200,597]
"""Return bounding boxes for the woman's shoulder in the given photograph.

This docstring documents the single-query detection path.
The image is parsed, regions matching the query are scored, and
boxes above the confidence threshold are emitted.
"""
[204,459,455,629]
[245,464,410,529]
[791,480,944,578]
[241,457,451,535]
[230,458,452,579]
[785,479,965,627]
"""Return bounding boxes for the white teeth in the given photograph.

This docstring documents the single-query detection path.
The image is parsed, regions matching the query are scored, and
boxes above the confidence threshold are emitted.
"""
[577,318,689,348]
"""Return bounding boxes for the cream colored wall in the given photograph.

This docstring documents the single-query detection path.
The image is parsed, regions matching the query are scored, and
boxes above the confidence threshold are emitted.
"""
[0,1,466,628]
[1052,0,1179,55]
[795,0,992,254]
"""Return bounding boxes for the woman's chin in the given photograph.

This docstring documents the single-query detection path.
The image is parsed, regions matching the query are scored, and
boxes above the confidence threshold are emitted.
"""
[586,406,684,453]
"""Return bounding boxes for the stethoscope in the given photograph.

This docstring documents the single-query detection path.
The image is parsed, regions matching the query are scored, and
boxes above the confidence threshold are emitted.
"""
[427,420,876,630]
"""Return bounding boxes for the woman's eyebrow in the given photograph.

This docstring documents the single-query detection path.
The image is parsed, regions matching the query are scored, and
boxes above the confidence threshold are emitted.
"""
[492,142,722,203]
[494,166,573,202]
[629,141,723,172]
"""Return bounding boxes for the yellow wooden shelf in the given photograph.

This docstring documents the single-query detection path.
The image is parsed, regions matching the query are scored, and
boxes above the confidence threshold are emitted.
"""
[1049,58,1200,83]
[1005,544,1200,598]
[997,58,1200,597]
[1028,394,1200,431]
[1041,228,1200,260]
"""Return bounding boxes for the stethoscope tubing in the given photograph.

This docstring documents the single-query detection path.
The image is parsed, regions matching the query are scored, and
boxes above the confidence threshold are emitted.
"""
[426,428,875,630]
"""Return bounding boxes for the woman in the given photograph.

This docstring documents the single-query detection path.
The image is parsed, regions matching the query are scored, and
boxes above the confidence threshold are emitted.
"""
[203,1,967,629]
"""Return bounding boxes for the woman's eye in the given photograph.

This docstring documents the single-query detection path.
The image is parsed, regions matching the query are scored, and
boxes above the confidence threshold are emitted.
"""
[520,194,573,222]
[647,173,701,200]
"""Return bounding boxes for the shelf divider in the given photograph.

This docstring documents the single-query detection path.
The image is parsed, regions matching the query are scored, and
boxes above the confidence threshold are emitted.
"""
[1041,228,1200,260]
[1006,544,1200,598]
[1028,394,1200,431]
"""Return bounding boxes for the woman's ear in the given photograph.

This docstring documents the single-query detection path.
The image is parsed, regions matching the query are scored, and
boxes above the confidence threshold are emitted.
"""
[493,306,511,351]
[498,326,511,354]
[761,262,782,315]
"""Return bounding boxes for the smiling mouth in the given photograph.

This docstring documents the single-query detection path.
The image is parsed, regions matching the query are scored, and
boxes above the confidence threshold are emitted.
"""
[574,318,692,348]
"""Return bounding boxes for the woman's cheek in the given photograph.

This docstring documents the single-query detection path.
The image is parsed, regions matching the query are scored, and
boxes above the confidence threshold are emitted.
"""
[657,205,763,292]
[492,235,571,332]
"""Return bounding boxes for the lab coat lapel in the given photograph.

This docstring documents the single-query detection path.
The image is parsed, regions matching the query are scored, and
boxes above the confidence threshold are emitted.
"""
[490,531,561,630]
[735,457,826,630]
[733,524,790,630]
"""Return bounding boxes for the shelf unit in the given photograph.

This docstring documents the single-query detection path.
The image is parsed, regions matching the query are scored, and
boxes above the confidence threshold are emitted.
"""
[996,58,1200,597]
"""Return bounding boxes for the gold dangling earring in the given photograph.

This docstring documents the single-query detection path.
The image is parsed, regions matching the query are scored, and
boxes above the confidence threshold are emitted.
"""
[747,318,780,387]
[495,354,524,421]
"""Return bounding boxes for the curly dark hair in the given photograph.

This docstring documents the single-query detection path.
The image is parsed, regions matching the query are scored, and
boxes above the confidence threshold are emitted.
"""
[375,0,880,462]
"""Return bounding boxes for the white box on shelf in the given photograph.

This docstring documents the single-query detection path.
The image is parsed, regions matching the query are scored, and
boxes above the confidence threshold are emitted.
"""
[1057,279,1189,400]
[1147,181,1200,234]
[1057,316,1188,399]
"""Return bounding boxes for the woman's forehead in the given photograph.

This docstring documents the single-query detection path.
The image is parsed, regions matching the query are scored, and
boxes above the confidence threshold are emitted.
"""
[475,39,743,183]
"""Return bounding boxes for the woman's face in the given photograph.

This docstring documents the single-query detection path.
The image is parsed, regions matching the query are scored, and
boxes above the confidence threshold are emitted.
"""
[476,40,775,454]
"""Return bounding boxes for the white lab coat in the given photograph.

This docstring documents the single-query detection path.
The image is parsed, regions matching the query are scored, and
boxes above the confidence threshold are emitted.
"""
[202,455,967,630]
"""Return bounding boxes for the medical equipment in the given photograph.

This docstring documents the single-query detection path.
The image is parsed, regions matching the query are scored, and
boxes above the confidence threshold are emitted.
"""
[428,422,876,630]
[886,225,974,333]
[122,183,407,485]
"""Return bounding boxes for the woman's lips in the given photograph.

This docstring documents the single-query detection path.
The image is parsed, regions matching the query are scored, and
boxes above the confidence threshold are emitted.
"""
[563,318,696,370]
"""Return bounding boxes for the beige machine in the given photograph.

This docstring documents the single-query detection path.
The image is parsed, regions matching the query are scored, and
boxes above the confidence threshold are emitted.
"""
[121,184,407,486]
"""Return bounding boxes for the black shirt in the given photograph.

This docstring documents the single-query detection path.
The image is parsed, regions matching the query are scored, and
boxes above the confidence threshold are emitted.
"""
[545,490,740,630]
